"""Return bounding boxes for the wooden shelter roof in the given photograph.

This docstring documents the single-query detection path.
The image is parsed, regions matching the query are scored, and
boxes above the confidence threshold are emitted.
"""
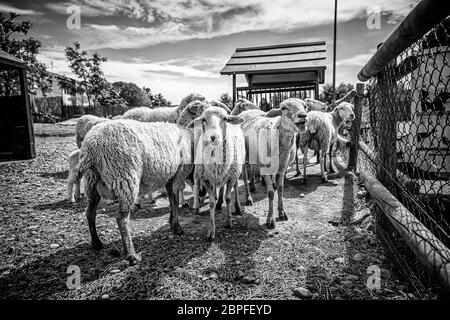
[220,41,327,81]
[0,50,26,69]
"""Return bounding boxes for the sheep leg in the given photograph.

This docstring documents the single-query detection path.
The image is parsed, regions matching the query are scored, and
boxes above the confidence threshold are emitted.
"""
[295,146,301,176]
[242,164,254,206]
[216,186,224,210]
[225,182,233,228]
[320,147,328,183]
[74,179,81,201]
[264,175,276,229]
[316,151,320,164]
[165,182,183,235]
[67,180,75,203]
[116,211,140,265]
[249,166,256,192]
[302,145,308,184]
[328,143,337,173]
[207,186,217,242]
[179,183,189,208]
[233,179,243,215]
[193,180,200,215]
[85,188,102,250]
[277,172,288,221]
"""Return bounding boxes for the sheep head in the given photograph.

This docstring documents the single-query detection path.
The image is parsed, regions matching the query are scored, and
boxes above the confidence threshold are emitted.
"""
[187,106,243,147]
[305,98,327,112]
[177,100,209,127]
[334,102,355,122]
[266,98,308,133]
[179,93,206,110]
[231,98,259,115]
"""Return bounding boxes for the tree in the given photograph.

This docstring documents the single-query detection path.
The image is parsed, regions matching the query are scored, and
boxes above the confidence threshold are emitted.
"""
[152,93,171,108]
[320,82,355,108]
[0,12,51,96]
[113,81,150,107]
[63,41,109,111]
[219,92,232,108]
[142,87,171,108]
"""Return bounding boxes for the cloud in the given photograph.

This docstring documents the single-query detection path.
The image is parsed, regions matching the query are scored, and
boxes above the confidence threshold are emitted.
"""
[43,0,418,49]
[0,3,43,15]
[336,49,377,67]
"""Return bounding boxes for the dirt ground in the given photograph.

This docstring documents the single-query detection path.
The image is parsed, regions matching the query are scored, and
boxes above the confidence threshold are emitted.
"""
[0,123,435,300]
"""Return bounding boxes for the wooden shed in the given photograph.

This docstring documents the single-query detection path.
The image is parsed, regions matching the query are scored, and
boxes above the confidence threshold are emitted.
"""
[220,41,327,110]
[0,50,35,161]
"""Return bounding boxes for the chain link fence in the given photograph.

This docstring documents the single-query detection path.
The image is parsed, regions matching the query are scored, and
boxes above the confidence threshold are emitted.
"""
[338,16,450,295]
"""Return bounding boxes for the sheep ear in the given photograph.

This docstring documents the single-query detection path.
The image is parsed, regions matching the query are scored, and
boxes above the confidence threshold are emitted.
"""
[225,115,244,125]
[187,117,202,128]
[266,108,282,118]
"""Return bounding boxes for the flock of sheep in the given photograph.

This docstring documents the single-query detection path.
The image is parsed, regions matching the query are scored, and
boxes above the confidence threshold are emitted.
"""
[66,91,356,265]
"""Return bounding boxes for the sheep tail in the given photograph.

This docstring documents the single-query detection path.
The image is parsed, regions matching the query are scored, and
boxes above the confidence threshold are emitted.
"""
[76,150,92,181]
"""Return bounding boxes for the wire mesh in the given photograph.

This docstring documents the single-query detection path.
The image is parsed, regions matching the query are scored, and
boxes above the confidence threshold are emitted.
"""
[337,17,450,294]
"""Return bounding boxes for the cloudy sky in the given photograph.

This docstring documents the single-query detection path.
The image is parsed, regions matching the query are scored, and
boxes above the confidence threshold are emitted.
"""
[0,0,418,103]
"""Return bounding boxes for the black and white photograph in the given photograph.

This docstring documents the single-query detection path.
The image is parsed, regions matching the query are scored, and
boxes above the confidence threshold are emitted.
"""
[0,0,449,308]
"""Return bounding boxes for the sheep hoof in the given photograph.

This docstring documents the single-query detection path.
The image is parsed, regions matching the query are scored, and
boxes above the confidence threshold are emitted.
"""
[266,220,276,229]
[302,178,307,185]
[149,199,155,204]
[321,176,328,183]
[245,198,254,206]
[215,203,223,211]
[225,220,233,229]
[91,240,103,251]
[295,171,301,177]
[278,213,288,221]
[207,235,214,243]
[194,208,200,215]
[127,253,141,266]
[68,198,75,203]
[172,222,184,235]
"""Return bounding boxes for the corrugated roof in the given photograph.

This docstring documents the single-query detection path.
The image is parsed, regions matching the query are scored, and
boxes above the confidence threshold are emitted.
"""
[0,50,26,68]
[220,41,326,75]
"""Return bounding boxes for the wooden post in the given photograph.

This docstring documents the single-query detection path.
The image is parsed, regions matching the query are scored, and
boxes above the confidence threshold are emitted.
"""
[232,73,236,108]
[314,71,320,99]
[19,67,35,159]
[347,83,365,169]
[360,171,450,291]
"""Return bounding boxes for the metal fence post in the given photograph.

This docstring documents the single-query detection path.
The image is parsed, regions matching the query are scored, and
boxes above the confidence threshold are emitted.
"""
[347,83,365,170]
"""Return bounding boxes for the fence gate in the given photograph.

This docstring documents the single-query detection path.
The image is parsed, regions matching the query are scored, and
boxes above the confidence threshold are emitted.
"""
[0,50,35,161]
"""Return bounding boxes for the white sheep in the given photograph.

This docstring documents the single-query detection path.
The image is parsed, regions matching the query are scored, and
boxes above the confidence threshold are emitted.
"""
[121,93,206,123]
[187,106,245,241]
[295,90,357,173]
[175,100,210,207]
[298,102,355,183]
[240,98,308,229]
[77,120,195,265]
[66,148,155,205]
[75,115,109,148]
